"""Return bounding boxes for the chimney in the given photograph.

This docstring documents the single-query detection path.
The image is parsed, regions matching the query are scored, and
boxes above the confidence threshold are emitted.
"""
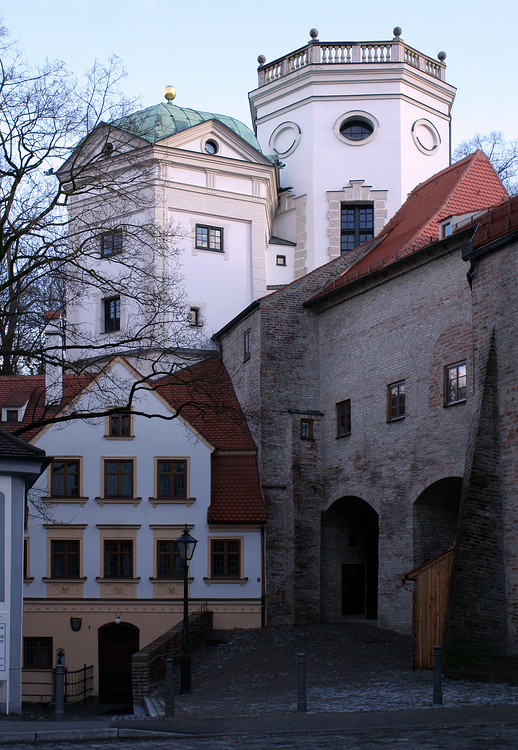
[44,311,63,406]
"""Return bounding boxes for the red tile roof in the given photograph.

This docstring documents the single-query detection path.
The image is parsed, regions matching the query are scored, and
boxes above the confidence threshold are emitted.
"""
[316,151,508,296]
[453,193,518,250]
[0,375,90,441]
[208,454,265,524]
[154,357,256,452]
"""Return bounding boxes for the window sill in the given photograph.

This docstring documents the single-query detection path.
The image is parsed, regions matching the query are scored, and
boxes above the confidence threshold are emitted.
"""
[43,577,87,584]
[444,399,466,408]
[203,577,248,587]
[387,416,405,423]
[149,497,196,508]
[149,577,193,583]
[194,246,224,253]
[336,432,351,439]
[243,355,251,363]
[95,497,141,506]
[103,435,135,440]
[43,497,89,507]
[96,577,140,583]
[24,577,34,584]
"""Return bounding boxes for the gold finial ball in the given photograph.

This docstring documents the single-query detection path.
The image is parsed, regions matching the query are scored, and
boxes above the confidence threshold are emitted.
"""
[164,85,176,102]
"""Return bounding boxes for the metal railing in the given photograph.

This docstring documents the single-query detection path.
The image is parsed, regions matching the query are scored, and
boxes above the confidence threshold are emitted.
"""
[22,663,93,704]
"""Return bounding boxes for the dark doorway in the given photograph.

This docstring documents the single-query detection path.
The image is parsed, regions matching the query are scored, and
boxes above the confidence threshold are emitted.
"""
[413,477,462,567]
[342,563,365,614]
[321,496,379,621]
[98,622,139,704]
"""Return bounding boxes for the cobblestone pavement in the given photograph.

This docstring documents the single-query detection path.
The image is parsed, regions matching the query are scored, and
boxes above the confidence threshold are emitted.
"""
[154,621,518,718]
[13,724,518,749]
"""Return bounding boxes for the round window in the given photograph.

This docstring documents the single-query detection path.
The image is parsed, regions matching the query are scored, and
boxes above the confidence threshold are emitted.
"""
[340,119,373,141]
[334,111,379,147]
[204,139,219,155]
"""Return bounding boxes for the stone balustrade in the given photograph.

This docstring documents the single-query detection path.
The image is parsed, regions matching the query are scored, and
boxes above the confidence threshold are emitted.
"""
[257,39,446,86]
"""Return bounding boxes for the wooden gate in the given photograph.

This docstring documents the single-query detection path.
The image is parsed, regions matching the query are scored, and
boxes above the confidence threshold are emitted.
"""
[405,548,454,668]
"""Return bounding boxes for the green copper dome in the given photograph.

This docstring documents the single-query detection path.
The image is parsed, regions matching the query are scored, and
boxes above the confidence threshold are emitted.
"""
[112,102,262,153]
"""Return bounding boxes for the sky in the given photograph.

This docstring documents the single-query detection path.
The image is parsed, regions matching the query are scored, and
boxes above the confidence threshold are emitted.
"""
[3,0,518,149]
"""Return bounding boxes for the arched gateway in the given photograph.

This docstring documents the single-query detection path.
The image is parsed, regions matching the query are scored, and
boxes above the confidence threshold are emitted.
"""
[321,497,379,621]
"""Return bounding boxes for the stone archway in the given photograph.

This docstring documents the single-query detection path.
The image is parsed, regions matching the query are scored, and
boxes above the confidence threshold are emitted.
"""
[321,496,379,621]
[98,622,139,705]
[413,477,462,567]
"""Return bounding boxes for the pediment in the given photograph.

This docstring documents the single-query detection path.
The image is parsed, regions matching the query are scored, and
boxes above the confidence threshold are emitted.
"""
[155,119,272,166]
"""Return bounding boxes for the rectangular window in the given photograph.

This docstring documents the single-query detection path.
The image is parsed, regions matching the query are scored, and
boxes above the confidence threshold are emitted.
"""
[24,637,53,668]
[6,410,19,422]
[157,460,187,499]
[276,254,287,266]
[336,400,351,437]
[104,460,134,498]
[388,381,405,421]
[300,418,313,440]
[195,225,223,252]
[109,411,131,437]
[104,540,133,578]
[341,204,374,254]
[104,296,120,333]
[243,330,251,362]
[188,307,201,327]
[51,540,80,578]
[100,230,123,257]
[211,539,241,578]
[157,540,183,578]
[445,362,467,405]
[51,460,80,497]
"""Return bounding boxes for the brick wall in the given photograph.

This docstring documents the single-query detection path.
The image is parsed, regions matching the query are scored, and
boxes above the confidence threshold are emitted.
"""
[220,238,475,632]
[131,610,213,703]
[442,334,507,667]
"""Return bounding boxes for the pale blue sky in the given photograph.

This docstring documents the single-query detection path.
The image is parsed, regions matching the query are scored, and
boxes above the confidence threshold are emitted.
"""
[4,0,518,147]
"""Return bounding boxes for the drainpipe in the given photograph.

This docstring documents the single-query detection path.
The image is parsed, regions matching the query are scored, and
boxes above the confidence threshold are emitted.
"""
[261,524,266,627]
[401,576,416,670]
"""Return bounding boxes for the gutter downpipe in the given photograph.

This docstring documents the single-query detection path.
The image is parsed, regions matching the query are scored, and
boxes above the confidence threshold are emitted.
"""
[401,576,416,670]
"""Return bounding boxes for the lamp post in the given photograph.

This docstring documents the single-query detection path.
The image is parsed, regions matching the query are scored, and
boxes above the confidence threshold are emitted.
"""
[175,524,197,694]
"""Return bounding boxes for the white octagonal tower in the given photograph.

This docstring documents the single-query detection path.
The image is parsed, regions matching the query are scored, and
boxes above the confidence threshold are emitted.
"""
[250,28,457,277]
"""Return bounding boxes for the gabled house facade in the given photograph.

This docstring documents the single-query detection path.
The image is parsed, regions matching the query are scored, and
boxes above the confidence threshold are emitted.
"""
[3,357,264,702]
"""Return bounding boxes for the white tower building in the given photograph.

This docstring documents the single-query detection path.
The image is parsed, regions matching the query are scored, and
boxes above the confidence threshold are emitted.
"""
[250,28,456,278]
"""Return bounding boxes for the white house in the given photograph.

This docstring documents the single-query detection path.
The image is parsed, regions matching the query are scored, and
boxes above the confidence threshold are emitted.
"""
[0,429,49,713]
[3,356,264,702]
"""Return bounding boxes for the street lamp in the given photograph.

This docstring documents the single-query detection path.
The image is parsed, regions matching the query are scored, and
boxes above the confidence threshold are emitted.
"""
[175,524,197,693]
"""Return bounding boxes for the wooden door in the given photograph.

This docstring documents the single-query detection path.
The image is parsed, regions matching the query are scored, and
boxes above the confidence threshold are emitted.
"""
[98,623,139,704]
[342,563,365,615]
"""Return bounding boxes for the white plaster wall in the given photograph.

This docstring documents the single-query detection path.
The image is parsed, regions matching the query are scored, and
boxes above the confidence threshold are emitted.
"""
[27,362,262,602]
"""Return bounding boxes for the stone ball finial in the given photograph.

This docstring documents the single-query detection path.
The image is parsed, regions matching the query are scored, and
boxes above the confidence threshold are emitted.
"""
[164,85,176,102]
[438,51,446,62]
[393,26,402,39]
[257,54,266,65]
[309,28,319,40]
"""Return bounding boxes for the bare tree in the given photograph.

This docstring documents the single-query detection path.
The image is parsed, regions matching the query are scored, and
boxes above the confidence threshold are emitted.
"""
[453,131,518,195]
[0,22,216,434]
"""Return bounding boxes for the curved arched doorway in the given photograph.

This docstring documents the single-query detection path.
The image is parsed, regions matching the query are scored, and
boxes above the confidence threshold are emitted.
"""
[321,497,378,621]
[413,477,462,567]
[98,622,139,705]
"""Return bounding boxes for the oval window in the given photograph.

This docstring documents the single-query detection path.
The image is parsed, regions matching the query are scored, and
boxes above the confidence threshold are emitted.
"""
[340,120,374,141]
[204,139,219,155]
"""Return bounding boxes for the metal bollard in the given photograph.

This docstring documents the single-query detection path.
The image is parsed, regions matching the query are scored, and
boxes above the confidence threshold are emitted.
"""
[297,652,307,713]
[433,646,443,706]
[165,657,175,717]
[55,648,65,722]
